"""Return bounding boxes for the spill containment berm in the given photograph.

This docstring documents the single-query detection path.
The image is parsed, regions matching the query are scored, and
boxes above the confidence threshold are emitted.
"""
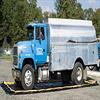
[0,79,98,95]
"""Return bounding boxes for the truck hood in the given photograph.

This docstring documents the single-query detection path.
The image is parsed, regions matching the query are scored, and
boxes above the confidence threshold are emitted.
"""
[16,41,33,54]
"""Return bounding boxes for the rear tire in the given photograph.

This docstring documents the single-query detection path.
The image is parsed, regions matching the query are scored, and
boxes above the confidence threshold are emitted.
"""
[71,62,84,85]
[21,64,35,90]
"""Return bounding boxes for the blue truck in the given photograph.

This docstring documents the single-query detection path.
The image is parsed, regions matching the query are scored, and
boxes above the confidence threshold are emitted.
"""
[12,18,98,90]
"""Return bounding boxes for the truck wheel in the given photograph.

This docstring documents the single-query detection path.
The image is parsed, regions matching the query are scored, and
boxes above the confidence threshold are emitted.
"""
[61,70,71,84]
[71,62,84,85]
[21,64,35,90]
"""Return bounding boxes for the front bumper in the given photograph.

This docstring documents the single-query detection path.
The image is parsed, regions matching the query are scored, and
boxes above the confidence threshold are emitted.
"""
[12,67,21,81]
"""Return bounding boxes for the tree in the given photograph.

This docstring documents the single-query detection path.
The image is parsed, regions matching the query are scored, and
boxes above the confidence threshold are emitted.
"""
[43,11,50,19]
[83,8,94,20]
[93,8,100,36]
[55,0,84,19]
[50,12,57,18]
[0,0,13,47]
[75,3,84,19]
[0,0,42,47]
[43,11,57,19]
[0,0,3,24]
[34,7,42,22]
[0,0,4,46]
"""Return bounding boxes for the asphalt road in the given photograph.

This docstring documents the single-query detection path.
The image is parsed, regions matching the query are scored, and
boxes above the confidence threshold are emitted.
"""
[0,59,100,100]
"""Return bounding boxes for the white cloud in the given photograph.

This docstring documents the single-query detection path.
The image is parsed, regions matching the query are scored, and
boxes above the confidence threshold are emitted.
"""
[88,0,95,4]
[87,0,100,8]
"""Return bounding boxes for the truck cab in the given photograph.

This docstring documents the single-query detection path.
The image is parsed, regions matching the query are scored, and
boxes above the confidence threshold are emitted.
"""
[12,23,48,90]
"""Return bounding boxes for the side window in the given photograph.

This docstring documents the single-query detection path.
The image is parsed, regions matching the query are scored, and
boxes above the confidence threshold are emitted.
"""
[36,27,45,40]
[27,27,34,40]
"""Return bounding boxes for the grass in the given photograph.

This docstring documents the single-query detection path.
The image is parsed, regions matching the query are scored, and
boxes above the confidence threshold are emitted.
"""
[0,54,12,61]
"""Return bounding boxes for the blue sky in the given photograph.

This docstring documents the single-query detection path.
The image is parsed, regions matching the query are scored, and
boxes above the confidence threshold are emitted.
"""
[37,0,100,12]
[37,0,56,12]
[78,0,100,9]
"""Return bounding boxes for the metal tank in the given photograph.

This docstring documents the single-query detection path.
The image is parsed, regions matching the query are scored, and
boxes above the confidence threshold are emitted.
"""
[48,18,98,71]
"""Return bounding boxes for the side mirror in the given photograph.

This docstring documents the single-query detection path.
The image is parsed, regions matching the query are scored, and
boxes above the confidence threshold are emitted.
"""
[29,33,34,40]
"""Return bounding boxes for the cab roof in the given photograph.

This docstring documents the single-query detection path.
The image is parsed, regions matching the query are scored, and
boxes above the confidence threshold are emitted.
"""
[27,23,47,29]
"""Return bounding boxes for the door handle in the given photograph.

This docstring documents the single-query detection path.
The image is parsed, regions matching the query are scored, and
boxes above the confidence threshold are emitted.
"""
[43,49,45,52]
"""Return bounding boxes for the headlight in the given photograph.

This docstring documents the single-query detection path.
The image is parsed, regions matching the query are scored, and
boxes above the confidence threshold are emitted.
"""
[18,46,23,54]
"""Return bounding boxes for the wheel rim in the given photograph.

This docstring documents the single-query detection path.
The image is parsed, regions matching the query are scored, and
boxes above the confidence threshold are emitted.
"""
[76,67,82,81]
[24,70,32,87]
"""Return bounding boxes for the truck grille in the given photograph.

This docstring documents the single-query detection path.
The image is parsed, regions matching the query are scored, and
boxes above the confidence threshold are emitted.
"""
[13,47,18,65]
[13,56,18,65]
[13,47,18,55]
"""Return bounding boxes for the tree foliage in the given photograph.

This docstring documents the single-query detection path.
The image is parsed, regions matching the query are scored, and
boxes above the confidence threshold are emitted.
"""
[43,11,57,18]
[0,0,42,47]
[93,9,100,35]
[0,0,100,47]
[83,8,94,20]
[56,0,84,19]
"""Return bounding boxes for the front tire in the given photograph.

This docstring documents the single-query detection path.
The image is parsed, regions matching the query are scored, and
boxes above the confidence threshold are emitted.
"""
[71,62,84,85]
[21,64,35,90]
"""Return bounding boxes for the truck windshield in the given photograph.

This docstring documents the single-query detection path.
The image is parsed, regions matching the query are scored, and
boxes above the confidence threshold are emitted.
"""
[27,27,34,40]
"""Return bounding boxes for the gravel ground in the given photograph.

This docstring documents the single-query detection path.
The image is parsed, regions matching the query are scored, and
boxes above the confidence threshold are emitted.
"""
[0,59,100,100]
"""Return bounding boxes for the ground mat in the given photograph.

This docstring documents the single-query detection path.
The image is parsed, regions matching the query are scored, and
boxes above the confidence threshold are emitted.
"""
[0,78,98,95]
